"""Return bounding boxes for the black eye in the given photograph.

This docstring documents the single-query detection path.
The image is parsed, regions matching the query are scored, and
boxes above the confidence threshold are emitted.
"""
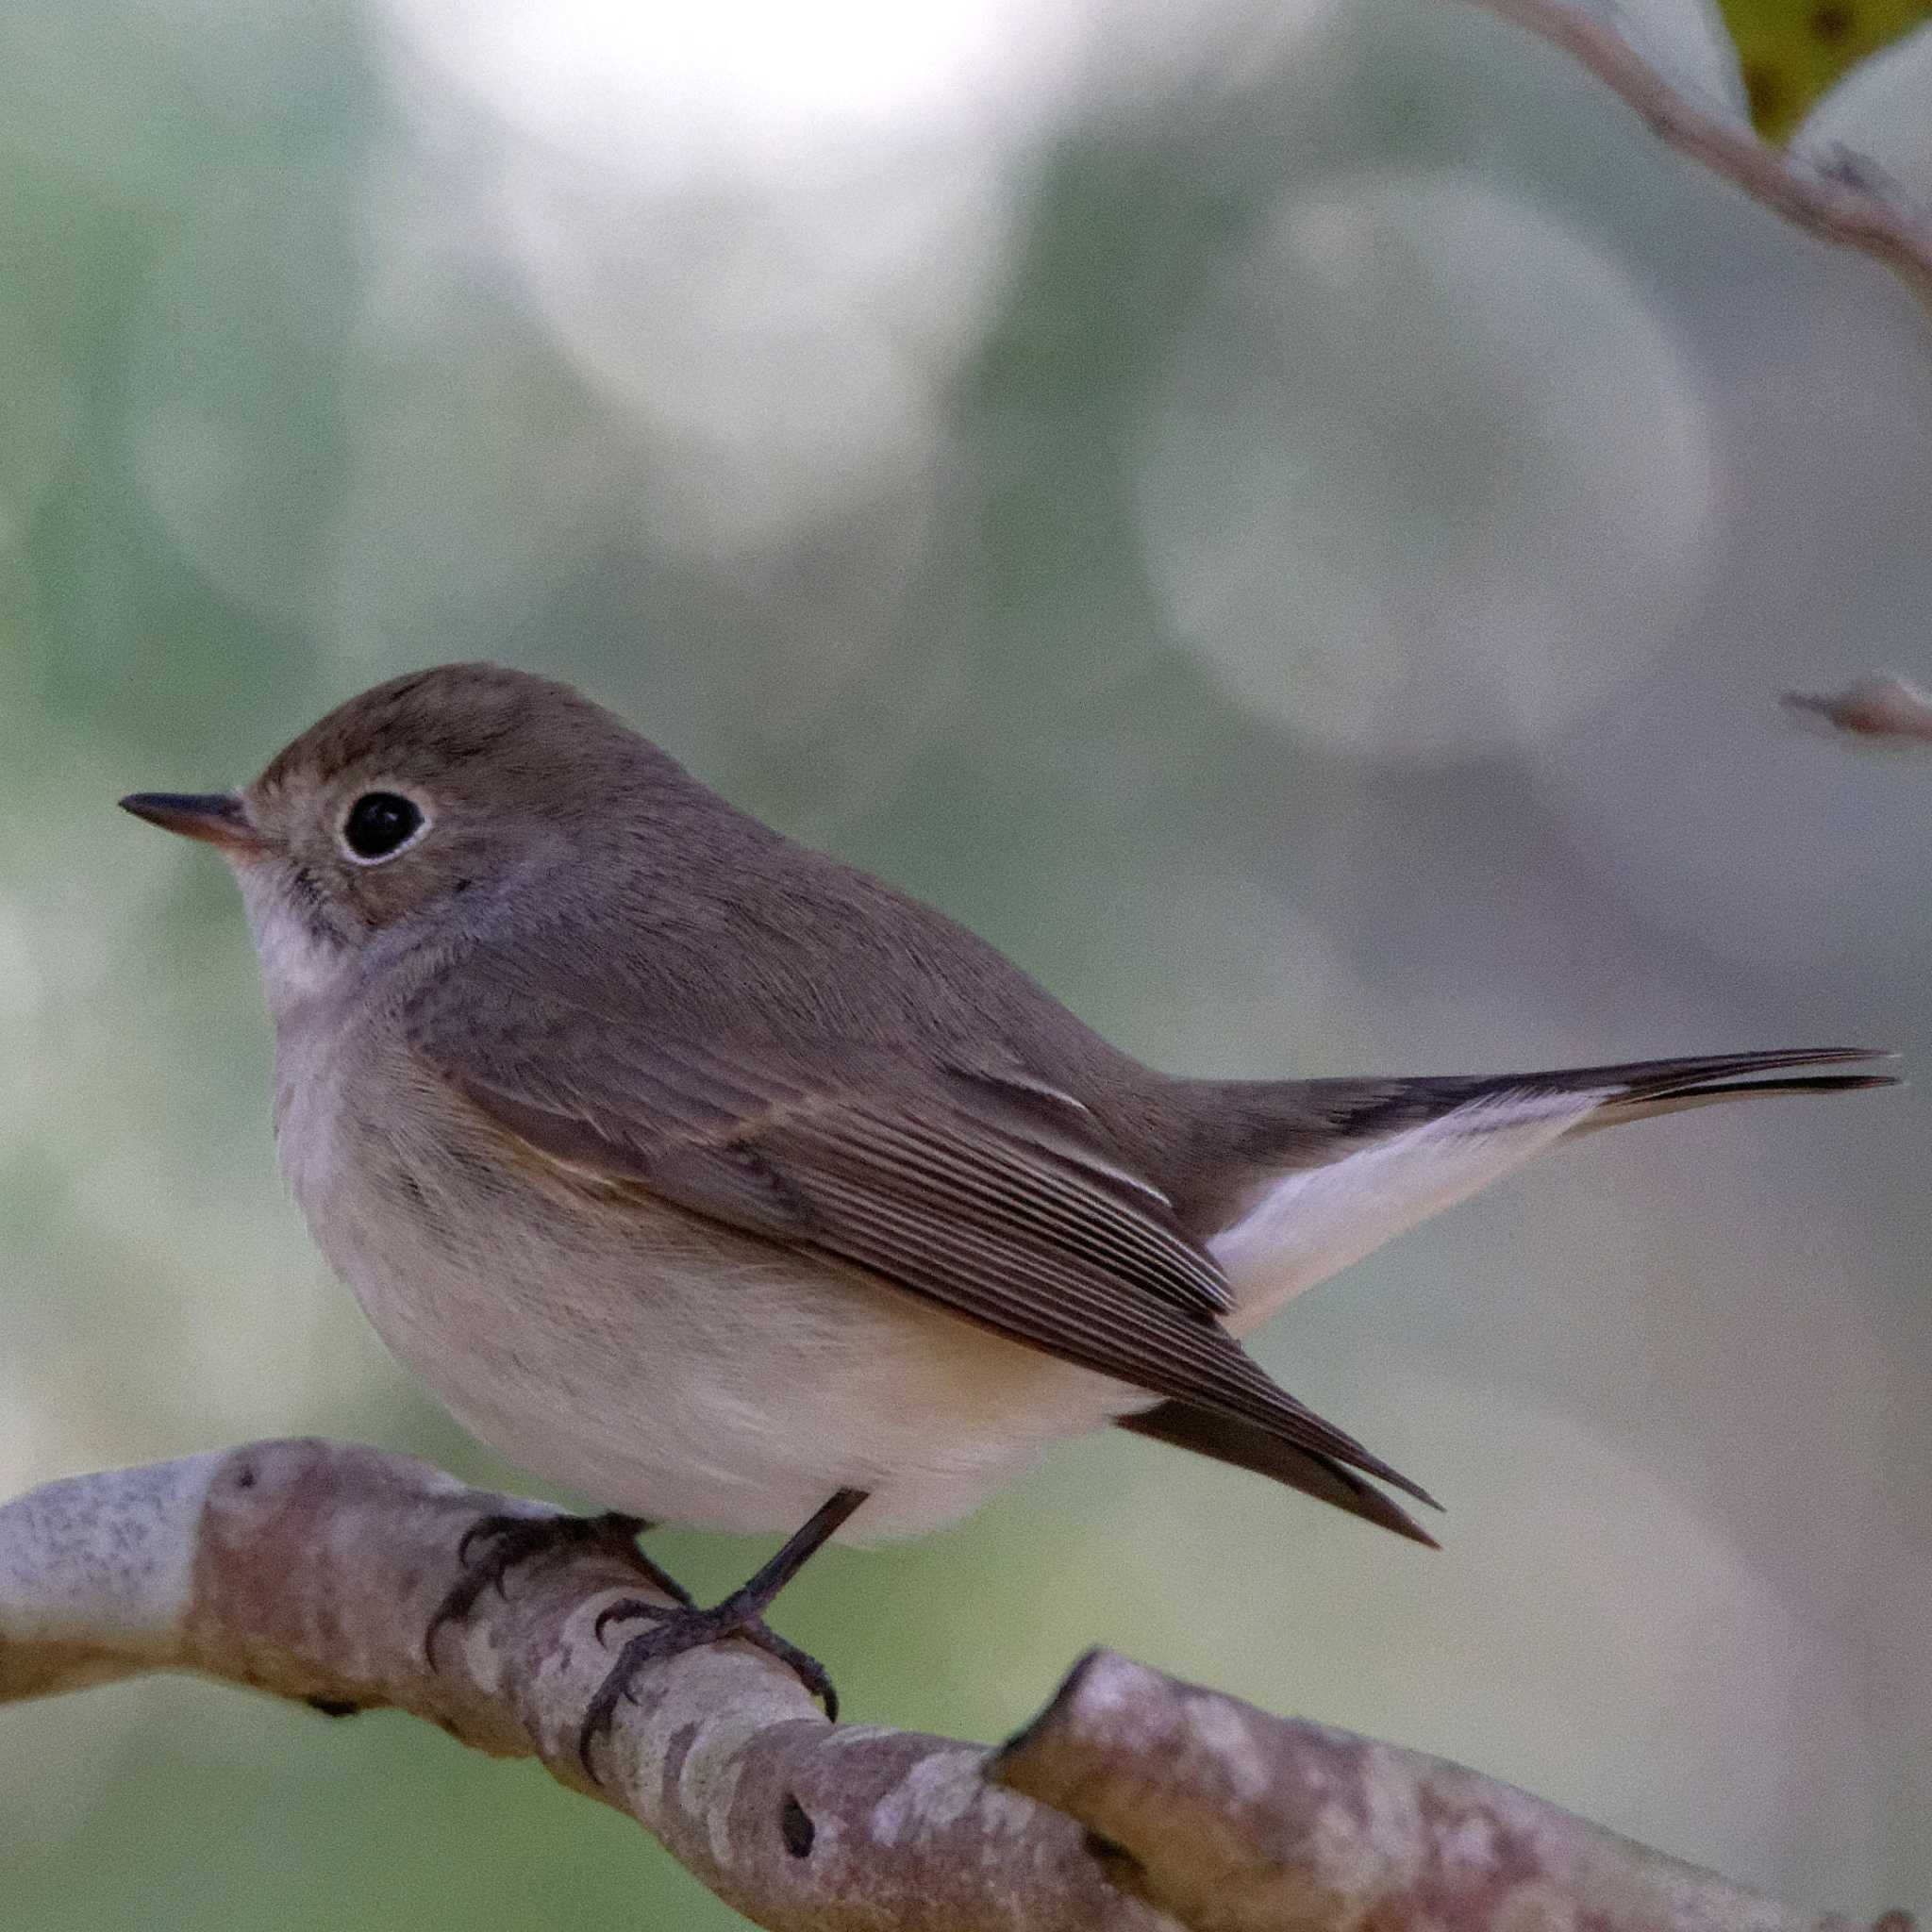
[341,791,425,862]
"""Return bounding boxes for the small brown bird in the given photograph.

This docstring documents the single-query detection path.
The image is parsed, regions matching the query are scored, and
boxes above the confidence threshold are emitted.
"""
[121,665,1891,1764]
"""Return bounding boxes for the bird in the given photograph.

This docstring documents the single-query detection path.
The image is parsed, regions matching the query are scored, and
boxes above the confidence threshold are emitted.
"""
[119,663,1892,1765]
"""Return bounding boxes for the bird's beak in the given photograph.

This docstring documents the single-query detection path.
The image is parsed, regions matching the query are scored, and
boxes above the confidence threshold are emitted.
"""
[118,791,265,855]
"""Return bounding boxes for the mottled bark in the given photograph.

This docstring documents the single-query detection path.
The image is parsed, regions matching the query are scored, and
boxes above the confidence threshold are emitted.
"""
[0,1441,1912,1932]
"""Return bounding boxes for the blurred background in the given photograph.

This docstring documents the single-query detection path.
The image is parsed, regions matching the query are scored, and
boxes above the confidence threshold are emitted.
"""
[3,0,1929,1922]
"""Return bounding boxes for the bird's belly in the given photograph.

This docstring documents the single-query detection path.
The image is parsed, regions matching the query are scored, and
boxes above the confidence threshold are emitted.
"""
[368,1242,1128,1541]
[288,1098,1135,1541]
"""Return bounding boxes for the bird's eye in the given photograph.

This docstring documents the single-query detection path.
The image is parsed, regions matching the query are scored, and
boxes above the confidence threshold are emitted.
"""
[341,791,426,863]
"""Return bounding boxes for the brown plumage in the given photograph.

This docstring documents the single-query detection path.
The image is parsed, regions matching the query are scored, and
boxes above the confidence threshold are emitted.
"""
[121,663,1894,1725]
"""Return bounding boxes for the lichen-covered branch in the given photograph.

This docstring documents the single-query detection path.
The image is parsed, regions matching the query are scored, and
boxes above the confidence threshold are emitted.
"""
[1447,0,1932,315]
[0,1441,1910,1932]
[993,1654,1915,1932]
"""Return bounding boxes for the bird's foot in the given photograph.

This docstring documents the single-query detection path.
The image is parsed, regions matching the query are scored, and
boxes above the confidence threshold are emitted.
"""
[425,1509,688,1664]
[577,1591,839,1774]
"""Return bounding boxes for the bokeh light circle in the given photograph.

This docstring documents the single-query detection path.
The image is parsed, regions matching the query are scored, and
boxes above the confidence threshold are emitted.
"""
[1137,169,1719,761]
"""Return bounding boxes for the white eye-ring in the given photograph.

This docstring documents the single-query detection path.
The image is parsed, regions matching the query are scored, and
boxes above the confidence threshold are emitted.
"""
[340,791,430,865]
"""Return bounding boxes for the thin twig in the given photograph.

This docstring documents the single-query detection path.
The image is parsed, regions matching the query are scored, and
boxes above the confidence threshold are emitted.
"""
[1784,674,1932,744]
[1452,0,1932,313]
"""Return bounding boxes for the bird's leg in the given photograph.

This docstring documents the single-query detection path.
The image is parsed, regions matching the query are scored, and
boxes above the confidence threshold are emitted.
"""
[425,1510,691,1663]
[578,1488,868,1774]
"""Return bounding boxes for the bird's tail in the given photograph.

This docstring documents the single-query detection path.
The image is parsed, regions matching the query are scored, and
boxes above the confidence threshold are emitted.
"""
[1122,1047,1894,1546]
[1549,1047,1898,1130]
[1188,1047,1895,1340]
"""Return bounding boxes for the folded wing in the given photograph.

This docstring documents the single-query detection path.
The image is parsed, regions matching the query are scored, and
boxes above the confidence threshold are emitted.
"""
[407,970,1436,1517]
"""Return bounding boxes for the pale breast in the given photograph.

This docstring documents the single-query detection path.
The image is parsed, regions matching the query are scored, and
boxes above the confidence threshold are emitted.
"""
[273,1013,1140,1541]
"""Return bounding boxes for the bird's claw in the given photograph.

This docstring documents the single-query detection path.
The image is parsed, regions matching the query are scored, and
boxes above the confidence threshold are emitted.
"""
[425,1510,677,1666]
[576,1595,839,1776]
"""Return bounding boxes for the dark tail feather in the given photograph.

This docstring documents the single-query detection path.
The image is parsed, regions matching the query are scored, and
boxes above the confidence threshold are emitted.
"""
[1519,1046,1894,1103]
[1535,1049,1898,1134]
[1199,1048,1895,1187]
[1118,1400,1440,1548]
[1585,1071,1896,1130]
[1413,1046,1897,1117]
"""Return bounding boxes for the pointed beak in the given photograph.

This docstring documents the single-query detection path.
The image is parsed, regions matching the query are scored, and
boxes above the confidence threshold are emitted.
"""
[118,791,264,855]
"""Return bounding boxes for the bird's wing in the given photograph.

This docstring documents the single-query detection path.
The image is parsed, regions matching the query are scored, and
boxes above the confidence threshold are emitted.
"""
[404,974,1434,1508]
[1116,1400,1438,1546]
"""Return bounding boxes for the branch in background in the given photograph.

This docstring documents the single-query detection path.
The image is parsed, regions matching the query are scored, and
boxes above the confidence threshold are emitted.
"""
[1784,674,1932,744]
[0,1441,1911,1932]
[1448,0,1932,313]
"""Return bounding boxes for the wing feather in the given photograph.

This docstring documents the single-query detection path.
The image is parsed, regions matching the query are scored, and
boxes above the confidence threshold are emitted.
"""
[407,967,1434,1510]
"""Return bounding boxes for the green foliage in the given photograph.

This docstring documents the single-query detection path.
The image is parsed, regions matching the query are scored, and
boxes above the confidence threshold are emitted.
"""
[1722,0,1932,136]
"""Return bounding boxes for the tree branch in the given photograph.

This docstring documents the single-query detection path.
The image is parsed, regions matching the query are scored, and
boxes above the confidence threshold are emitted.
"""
[1784,674,1932,744]
[0,1441,1911,1932]
[1446,0,1932,314]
